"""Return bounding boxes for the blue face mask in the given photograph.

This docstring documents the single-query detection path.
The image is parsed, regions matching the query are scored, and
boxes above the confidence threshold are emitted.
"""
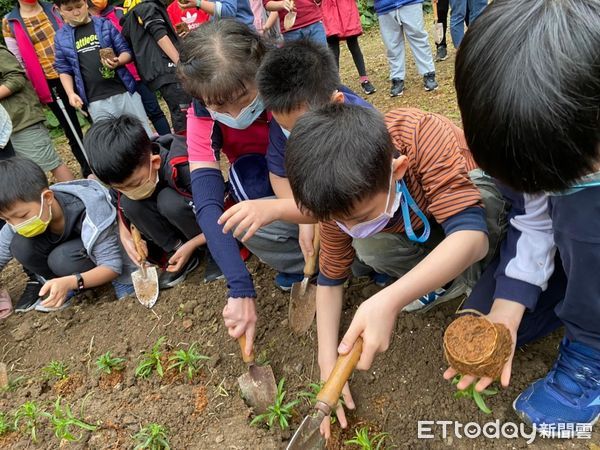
[208,95,265,130]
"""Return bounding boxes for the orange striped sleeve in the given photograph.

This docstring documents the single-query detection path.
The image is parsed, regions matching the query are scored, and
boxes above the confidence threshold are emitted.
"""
[318,220,355,282]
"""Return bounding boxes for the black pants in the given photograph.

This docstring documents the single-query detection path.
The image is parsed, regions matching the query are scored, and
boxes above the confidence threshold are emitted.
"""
[436,0,449,48]
[158,82,191,134]
[120,186,200,253]
[46,78,91,177]
[327,35,367,77]
[11,235,96,280]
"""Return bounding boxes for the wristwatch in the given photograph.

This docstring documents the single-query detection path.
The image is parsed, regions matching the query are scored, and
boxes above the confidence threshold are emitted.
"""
[73,273,85,292]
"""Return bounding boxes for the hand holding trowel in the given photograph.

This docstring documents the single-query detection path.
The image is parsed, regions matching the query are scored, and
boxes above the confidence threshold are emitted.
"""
[287,337,363,450]
[432,0,444,45]
[237,335,278,415]
[289,224,320,334]
[130,225,159,308]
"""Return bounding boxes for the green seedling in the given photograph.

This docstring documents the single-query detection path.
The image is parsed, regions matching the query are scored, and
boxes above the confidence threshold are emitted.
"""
[297,381,341,424]
[133,423,170,450]
[14,401,42,443]
[44,397,98,442]
[167,343,209,381]
[0,412,13,435]
[96,351,126,374]
[452,375,498,414]
[99,65,115,79]
[0,375,25,392]
[345,427,389,450]
[42,360,69,381]
[250,378,299,431]
[135,337,166,379]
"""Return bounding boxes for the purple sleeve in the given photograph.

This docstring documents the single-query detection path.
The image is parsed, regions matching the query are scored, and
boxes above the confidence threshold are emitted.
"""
[191,168,257,298]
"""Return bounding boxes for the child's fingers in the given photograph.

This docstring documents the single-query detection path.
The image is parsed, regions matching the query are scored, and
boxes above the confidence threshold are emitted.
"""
[319,416,331,439]
[38,282,51,298]
[240,222,260,243]
[342,383,355,409]
[244,326,255,357]
[443,367,457,380]
[500,360,512,388]
[335,404,348,428]
[356,345,376,371]
[337,322,363,355]
[475,377,493,392]
[217,205,238,225]
[457,374,476,390]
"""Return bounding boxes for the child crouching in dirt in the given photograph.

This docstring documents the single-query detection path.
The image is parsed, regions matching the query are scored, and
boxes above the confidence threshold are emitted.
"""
[284,103,506,437]
[83,115,222,290]
[444,0,600,434]
[0,157,135,315]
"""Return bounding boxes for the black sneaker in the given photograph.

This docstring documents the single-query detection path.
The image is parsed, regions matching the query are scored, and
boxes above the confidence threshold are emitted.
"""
[203,251,224,283]
[15,281,42,312]
[159,254,200,289]
[423,72,439,91]
[390,78,404,97]
[436,45,448,62]
[360,80,376,95]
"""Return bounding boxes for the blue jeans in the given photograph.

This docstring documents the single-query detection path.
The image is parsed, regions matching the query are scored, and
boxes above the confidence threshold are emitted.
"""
[136,81,171,136]
[449,0,488,48]
[283,21,327,46]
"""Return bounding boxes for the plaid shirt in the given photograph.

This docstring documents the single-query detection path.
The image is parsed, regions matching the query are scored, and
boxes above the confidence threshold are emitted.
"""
[2,11,58,79]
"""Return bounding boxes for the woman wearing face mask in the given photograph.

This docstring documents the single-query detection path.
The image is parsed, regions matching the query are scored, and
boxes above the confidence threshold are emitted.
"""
[2,0,91,177]
[178,20,305,358]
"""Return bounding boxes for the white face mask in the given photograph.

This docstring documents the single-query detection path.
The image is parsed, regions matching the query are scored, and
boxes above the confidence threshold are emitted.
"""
[281,126,291,139]
[208,95,265,130]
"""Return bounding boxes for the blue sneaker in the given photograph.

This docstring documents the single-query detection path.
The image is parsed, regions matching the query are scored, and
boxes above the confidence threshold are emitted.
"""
[112,281,135,300]
[274,272,304,292]
[402,280,469,313]
[513,338,600,437]
[371,272,394,288]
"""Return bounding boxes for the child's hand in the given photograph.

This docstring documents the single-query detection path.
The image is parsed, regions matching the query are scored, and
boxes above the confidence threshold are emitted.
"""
[166,241,196,272]
[68,93,83,109]
[223,297,257,357]
[319,360,355,439]
[282,0,295,11]
[338,288,399,371]
[120,227,146,267]
[298,223,315,263]
[102,56,120,69]
[217,200,278,242]
[39,276,77,309]
[177,0,195,9]
[443,299,523,392]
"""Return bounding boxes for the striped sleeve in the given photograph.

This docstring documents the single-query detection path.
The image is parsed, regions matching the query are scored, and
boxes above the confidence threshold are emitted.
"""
[411,113,482,224]
[317,220,355,284]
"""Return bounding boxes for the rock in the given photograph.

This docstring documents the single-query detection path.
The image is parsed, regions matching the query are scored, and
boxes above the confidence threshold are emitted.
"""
[11,321,34,341]
[215,434,224,444]
[207,354,221,369]
[294,363,303,373]
[182,318,193,330]
[182,300,197,314]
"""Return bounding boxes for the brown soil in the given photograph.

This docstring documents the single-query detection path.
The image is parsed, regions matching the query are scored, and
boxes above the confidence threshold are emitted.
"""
[0,23,595,449]
[99,47,116,61]
[444,315,512,379]
[53,372,85,396]
[99,370,125,390]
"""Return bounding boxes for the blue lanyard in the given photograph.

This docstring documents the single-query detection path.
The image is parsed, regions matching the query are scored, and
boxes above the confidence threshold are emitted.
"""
[399,180,430,243]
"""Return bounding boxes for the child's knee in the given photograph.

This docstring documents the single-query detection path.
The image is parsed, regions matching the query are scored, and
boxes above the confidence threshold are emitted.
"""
[9,235,38,267]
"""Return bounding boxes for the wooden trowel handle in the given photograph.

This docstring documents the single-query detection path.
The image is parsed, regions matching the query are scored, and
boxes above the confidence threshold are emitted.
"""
[433,1,438,21]
[238,335,255,363]
[304,225,321,277]
[316,337,363,409]
[130,225,147,262]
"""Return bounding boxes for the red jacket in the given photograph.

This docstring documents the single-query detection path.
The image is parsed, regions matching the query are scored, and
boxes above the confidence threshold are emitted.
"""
[321,0,362,38]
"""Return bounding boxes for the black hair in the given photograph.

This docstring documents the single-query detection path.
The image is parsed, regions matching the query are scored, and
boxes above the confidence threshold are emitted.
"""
[178,20,267,105]
[257,39,340,114]
[84,115,152,184]
[455,0,600,193]
[285,103,392,221]
[54,0,84,7]
[0,157,49,213]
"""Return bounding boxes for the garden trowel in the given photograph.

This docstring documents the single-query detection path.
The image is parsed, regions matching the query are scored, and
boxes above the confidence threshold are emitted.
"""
[286,337,363,450]
[289,225,320,334]
[237,335,278,415]
[432,1,444,44]
[284,1,296,30]
[130,225,159,308]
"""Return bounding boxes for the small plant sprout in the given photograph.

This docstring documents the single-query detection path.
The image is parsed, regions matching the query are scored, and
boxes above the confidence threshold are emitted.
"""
[14,401,42,443]
[345,427,390,450]
[96,351,126,374]
[297,381,341,424]
[42,360,69,381]
[250,378,300,431]
[451,375,498,414]
[0,412,13,435]
[45,397,98,442]
[133,423,170,450]
[99,65,115,79]
[0,375,25,393]
[135,337,166,379]
[167,343,209,381]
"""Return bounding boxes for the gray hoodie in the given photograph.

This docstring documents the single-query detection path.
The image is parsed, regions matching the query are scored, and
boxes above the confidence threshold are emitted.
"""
[0,179,134,283]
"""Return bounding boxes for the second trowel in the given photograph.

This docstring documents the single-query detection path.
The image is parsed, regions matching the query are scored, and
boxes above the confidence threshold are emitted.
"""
[130,224,159,308]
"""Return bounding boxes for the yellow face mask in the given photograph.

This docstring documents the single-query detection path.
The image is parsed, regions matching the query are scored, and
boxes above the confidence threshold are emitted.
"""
[118,160,159,200]
[12,194,53,238]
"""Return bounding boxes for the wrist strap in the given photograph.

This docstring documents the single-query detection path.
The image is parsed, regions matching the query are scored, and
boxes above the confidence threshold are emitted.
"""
[73,273,85,292]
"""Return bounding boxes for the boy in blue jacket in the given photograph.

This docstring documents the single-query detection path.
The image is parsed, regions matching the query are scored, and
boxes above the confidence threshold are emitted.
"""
[445,0,600,435]
[53,0,152,136]
[0,157,135,313]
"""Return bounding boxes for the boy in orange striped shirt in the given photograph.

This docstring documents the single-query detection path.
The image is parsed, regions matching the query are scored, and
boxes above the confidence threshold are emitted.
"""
[285,103,506,437]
